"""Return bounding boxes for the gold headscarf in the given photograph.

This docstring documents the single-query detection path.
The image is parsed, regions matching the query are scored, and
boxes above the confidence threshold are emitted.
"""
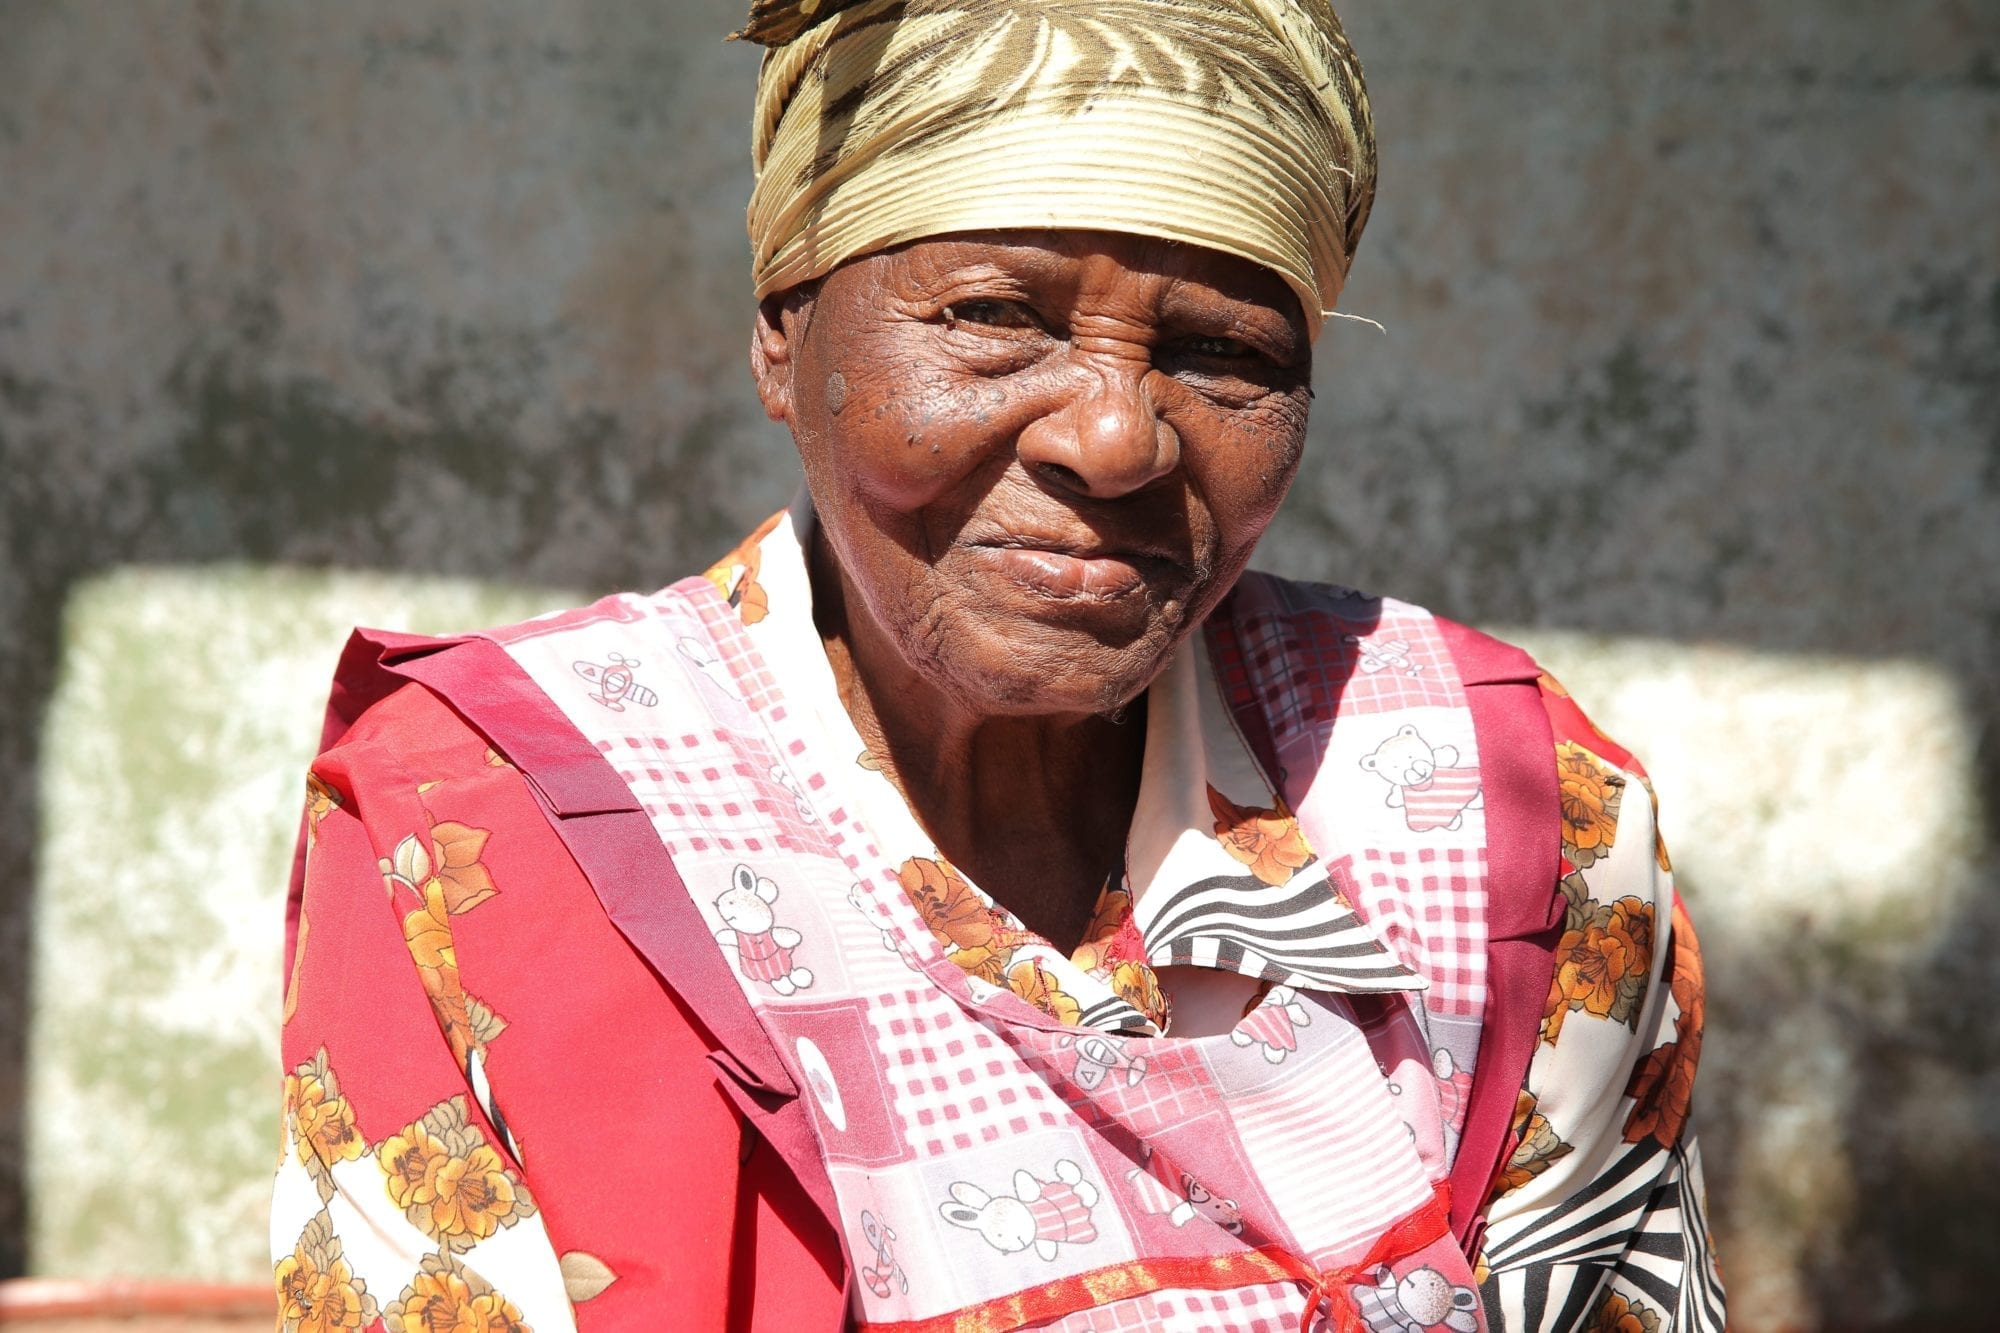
[740,0,1375,337]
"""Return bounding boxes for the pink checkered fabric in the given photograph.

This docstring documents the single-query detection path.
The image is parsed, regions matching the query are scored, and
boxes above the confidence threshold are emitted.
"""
[1352,847,1488,1017]
[677,576,785,714]
[867,986,1065,1155]
[1024,1036,1220,1133]
[1143,1286,1304,1333]
[596,724,820,857]
[1212,577,1492,1028]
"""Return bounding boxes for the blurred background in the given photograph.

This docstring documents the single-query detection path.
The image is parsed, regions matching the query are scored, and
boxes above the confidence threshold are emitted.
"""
[1,1,1995,1328]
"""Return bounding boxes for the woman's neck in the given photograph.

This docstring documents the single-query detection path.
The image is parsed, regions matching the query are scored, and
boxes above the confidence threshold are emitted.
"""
[810,532,1146,950]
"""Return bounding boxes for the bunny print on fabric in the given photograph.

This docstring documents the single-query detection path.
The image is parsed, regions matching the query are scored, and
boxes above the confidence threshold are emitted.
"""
[939,1160,1101,1260]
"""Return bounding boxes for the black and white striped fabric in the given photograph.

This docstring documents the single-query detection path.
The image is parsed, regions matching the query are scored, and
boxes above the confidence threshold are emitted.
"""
[1480,1137,1726,1333]
[1137,865,1424,995]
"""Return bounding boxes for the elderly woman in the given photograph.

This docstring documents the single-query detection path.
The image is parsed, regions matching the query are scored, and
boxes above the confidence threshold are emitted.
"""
[271,2,1721,1330]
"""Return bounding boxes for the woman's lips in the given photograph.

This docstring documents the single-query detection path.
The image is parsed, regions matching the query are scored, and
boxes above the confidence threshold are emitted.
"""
[973,544,1155,599]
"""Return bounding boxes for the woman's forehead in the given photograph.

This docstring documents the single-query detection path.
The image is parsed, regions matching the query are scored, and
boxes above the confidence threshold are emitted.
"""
[860,230,1307,316]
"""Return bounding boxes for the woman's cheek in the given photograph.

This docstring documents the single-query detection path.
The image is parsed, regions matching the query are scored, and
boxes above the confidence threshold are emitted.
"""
[1185,400,1310,561]
[840,372,1022,511]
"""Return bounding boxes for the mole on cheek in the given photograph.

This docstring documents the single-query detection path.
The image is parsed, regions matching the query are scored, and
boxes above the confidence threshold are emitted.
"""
[825,371,849,416]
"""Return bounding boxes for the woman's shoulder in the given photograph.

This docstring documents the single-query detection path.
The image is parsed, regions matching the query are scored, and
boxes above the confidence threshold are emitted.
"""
[1223,567,1657,807]
[1223,567,1548,688]
[313,587,686,757]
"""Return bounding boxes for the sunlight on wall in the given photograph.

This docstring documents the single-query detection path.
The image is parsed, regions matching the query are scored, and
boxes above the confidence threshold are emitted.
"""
[24,571,1986,1319]
[1505,629,1987,1323]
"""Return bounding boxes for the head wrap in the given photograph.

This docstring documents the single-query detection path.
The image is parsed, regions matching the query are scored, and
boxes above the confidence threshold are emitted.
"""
[740,0,1375,337]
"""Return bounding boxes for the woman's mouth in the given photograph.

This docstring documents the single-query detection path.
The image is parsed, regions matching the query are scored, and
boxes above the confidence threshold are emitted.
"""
[970,544,1172,600]
[986,546,1142,597]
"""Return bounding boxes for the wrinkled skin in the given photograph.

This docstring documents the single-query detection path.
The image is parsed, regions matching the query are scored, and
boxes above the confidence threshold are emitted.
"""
[752,229,1320,951]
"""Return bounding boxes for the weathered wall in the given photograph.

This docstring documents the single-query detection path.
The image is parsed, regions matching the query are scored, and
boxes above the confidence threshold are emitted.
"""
[2,2,1994,1327]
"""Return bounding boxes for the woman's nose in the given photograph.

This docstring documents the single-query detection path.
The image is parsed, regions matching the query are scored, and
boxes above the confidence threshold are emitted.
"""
[1015,365,1181,498]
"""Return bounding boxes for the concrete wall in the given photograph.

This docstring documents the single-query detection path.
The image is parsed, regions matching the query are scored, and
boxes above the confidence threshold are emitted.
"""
[3,2,1994,1327]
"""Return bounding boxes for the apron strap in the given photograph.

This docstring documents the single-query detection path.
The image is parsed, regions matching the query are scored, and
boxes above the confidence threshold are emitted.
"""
[1433,617,1565,1253]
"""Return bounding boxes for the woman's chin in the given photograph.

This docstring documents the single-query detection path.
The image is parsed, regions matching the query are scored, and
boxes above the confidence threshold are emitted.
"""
[928,612,1179,720]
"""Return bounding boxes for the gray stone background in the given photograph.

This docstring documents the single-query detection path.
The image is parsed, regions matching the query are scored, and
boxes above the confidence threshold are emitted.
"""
[1,1,1995,1327]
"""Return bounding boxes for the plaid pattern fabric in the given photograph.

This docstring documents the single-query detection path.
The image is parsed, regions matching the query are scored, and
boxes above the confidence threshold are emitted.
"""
[1353,847,1488,1017]
[867,986,1065,1156]
[1028,1036,1221,1133]
[677,575,786,714]
[597,724,821,857]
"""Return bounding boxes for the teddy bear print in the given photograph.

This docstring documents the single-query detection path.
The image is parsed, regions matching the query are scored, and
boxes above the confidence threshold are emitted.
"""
[1359,724,1485,833]
[1432,1047,1474,1135]
[714,864,814,995]
[939,1160,1100,1260]
[1381,1055,1447,1165]
[1123,1144,1244,1234]
[1230,984,1311,1063]
[1353,1263,1480,1333]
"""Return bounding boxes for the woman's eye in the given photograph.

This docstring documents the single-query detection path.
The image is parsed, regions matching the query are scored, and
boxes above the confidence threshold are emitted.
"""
[944,299,1044,331]
[1179,335,1259,360]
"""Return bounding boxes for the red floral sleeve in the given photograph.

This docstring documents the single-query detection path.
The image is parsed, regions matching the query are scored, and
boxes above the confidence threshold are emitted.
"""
[275,682,841,1330]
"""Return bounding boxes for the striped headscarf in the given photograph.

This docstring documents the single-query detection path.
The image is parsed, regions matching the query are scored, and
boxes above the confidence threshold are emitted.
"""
[739,0,1376,337]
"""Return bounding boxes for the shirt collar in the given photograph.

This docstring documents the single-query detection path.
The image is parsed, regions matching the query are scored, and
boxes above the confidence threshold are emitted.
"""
[731,495,1421,1032]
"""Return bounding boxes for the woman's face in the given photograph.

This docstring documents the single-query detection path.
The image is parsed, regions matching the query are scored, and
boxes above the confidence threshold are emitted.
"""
[755,229,1318,718]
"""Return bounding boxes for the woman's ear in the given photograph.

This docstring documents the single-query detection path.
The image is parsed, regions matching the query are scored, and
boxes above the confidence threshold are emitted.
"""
[750,289,805,425]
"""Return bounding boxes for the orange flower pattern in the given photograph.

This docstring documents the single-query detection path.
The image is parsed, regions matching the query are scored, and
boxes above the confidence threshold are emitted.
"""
[900,855,1009,981]
[1207,785,1314,886]
[1542,868,1655,1045]
[1624,896,1706,1150]
[276,1214,378,1332]
[376,1097,537,1250]
[1587,1289,1662,1333]
[289,1050,366,1203]
[381,819,509,1067]
[304,772,343,847]
[387,1256,530,1333]
[1543,901,1654,1044]
[1494,1088,1574,1196]
[382,823,498,916]
[702,511,783,625]
[898,857,1171,1030]
[1008,958,1082,1025]
[1556,740,1624,869]
[278,1050,536,1328]
[1109,960,1167,1029]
